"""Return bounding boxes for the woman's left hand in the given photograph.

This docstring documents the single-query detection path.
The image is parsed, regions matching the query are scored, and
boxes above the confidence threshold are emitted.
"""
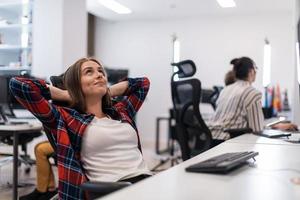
[271,122,298,131]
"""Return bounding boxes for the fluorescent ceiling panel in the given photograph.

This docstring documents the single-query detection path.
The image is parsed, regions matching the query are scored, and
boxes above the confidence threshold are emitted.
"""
[98,0,132,14]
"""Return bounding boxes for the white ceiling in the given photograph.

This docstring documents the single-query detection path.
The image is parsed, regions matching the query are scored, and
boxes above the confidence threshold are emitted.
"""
[87,0,294,21]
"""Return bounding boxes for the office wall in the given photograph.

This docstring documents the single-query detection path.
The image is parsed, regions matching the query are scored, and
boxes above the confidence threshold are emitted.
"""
[32,0,63,79]
[94,13,295,140]
[32,0,87,79]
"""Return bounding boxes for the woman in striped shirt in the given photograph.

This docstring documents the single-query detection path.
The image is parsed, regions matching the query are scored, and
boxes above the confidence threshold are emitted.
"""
[209,57,297,142]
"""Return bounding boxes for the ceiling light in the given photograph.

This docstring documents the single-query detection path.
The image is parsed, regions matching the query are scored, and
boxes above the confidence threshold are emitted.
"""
[98,0,132,14]
[217,0,236,8]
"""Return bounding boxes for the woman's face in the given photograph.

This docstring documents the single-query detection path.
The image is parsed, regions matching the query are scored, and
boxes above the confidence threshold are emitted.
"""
[249,65,257,83]
[80,60,108,98]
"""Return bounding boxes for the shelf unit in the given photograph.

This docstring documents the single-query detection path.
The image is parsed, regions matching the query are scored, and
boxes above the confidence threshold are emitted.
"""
[0,0,33,75]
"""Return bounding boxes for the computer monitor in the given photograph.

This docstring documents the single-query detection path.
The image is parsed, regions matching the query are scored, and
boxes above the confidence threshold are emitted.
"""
[0,76,14,116]
[0,75,24,117]
[0,76,8,105]
[201,89,214,104]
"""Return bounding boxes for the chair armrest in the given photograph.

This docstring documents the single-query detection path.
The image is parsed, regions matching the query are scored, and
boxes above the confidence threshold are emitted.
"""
[224,128,253,138]
[80,181,131,195]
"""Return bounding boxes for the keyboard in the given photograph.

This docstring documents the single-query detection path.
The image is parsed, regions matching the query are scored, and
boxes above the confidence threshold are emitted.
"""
[7,121,29,125]
[185,151,258,173]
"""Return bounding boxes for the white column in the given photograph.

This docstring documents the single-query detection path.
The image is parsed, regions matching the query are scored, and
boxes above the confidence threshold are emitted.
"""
[32,0,87,80]
[62,0,87,68]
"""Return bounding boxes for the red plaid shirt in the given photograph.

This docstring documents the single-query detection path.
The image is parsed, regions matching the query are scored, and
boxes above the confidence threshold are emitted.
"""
[9,77,150,200]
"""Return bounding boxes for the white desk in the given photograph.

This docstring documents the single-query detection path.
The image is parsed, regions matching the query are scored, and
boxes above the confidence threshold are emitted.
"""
[0,121,42,200]
[227,133,300,146]
[99,136,300,200]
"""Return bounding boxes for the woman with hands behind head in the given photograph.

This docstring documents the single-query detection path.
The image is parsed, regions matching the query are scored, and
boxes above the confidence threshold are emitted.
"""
[9,58,151,200]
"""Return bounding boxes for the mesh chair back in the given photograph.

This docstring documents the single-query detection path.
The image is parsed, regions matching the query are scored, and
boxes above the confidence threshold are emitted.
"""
[50,75,65,90]
[171,61,212,161]
[50,75,69,107]
[171,60,196,79]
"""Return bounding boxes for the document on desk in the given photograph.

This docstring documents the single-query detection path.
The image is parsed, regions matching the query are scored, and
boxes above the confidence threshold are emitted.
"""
[265,118,290,127]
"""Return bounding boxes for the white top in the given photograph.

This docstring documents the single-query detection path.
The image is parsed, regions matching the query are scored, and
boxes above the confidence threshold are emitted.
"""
[81,117,150,182]
[209,80,264,140]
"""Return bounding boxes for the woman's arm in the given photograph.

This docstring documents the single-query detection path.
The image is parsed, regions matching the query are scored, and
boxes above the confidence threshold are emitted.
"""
[109,81,129,98]
[113,77,150,119]
[9,77,60,129]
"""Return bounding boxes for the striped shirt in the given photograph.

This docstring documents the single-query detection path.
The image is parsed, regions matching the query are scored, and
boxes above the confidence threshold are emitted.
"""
[209,80,264,140]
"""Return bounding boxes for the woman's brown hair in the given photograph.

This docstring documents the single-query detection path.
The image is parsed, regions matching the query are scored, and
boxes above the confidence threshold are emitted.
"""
[63,57,112,113]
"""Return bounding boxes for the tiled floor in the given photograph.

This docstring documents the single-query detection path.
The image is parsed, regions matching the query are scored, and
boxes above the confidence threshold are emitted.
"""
[0,162,42,199]
[0,135,178,199]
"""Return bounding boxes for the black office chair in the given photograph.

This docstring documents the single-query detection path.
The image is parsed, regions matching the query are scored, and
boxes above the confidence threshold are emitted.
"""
[0,130,41,173]
[153,85,222,168]
[170,61,253,161]
[48,75,131,200]
[170,60,213,161]
[49,75,69,107]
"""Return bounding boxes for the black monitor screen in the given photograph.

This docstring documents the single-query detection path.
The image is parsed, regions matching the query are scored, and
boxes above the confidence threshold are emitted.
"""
[0,76,9,105]
[0,75,23,110]
[201,89,214,104]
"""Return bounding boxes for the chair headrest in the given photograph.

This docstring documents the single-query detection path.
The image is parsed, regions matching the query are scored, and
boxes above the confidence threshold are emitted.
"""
[50,74,69,107]
[50,74,65,90]
[171,60,196,78]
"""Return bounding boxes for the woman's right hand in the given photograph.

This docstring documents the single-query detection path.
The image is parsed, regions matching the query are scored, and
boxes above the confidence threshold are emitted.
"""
[271,122,298,131]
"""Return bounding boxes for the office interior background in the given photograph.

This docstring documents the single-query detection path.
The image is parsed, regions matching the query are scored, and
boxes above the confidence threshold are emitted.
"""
[1,0,300,144]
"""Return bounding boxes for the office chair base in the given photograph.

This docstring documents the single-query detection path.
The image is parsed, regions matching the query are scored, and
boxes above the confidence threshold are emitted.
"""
[0,153,35,165]
[151,155,181,171]
[0,155,31,174]
[50,194,59,200]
